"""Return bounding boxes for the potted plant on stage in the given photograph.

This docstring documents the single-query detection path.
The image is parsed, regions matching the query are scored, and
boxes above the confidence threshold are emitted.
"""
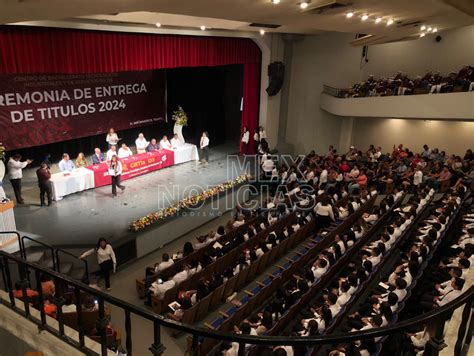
[172,106,188,144]
[0,143,6,201]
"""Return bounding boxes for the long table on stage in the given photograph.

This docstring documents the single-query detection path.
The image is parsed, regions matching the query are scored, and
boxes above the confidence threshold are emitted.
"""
[50,144,199,200]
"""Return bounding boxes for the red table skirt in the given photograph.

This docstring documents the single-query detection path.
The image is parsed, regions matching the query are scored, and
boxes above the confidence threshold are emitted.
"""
[86,150,175,187]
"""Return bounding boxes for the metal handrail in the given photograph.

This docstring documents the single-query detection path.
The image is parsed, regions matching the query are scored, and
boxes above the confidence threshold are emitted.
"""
[55,249,90,284]
[0,249,472,349]
[21,235,57,271]
[0,231,22,258]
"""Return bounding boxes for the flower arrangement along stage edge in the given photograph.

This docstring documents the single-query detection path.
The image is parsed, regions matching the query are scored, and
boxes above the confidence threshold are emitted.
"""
[129,174,252,232]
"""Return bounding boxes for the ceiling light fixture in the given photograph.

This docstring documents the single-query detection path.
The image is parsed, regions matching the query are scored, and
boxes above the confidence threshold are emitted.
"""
[300,1,309,9]
[420,33,425,37]
[361,14,369,21]
[200,25,206,31]
[155,23,161,28]
[432,28,438,33]
[427,27,432,32]
[387,18,394,26]
[420,25,426,31]
[346,12,354,18]
[271,0,280,4]
[375,17,382,24]
[260,29,265,35]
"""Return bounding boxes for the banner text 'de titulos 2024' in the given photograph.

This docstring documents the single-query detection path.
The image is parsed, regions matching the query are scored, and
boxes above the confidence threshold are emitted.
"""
[0,70,166,150]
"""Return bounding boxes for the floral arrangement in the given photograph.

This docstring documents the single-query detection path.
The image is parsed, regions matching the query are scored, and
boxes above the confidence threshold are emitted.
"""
[129,174,252,232]
[0,143,5,161]
[172,106,189,126]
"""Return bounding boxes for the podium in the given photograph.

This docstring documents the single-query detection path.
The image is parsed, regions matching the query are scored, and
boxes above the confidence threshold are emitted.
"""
[0,201,17,248]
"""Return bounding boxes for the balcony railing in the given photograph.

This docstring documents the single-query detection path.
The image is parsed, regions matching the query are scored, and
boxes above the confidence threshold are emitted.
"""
[0,247,473,356]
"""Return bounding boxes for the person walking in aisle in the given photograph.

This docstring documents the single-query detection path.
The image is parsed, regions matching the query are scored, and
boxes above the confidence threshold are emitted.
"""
[108,155,125,197]
[7,154,32,204]
[80,238,116,291]
[200,131,210,163]
[241,126,250,155]
[36,162,52,206]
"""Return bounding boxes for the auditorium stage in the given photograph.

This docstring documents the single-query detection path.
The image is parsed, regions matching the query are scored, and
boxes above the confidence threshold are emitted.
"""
[3,143,250,249]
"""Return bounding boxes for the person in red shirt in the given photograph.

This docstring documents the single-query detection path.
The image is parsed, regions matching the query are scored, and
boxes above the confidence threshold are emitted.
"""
[36,162,52,206]
[13,281,39,299]
[339,161,350,173]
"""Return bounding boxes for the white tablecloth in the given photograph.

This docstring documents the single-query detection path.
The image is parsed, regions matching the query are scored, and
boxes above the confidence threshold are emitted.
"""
[50,167,95,201]
[173,144,200,165]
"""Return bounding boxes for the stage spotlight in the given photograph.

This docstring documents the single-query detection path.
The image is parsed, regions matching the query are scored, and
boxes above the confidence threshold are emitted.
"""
[260,29,265,35]
[200,25,206,31]
[420,33,425,37]
[421,25,426,31]
[432,28,438,33]
[300,1,309,9]
[155,23,161,28]
[387,18,394,26]
[375,17,382,24]
[346,12,354,18]
[361,14,369,21]
[271,0,280,4]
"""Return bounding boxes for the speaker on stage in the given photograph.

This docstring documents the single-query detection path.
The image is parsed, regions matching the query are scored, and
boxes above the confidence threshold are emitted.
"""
[266,61,285,96]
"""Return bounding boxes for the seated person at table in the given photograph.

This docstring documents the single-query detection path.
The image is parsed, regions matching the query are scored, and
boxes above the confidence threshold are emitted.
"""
[159,135,172,150]
[146,138,160,152]
[59,153,75,172]
[171,134,181,149]
[135,133,149,154]
[92,148,105,165]
[75,152,87,168]
[118,143,133,159]
[106,145,118,161]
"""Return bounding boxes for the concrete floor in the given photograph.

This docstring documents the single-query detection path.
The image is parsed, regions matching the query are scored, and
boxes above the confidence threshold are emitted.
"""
[3,142,246,247]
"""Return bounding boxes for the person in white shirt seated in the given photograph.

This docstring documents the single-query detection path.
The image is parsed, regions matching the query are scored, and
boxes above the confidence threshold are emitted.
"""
[154,253,174,274]
[118,143,133,159]
[232,215,245,228]
[62,296,77,314]
[311,258,328,279]
[172,265,189,285]
[106,145,118,161]
[135,133,149,154]
[159,135,172,150]
[149,277,176,301]
[58,153,75,172]
[171,134,181,149]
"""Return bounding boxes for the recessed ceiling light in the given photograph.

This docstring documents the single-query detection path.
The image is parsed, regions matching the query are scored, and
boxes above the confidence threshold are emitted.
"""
[260,29,265,35]
[420,25,426,31]
[271,0,280,4]
[300,2,309,9]
[375,17,382,24]
[155,23,161,28]
[427,27,432,32]
[346,12,354,18]
[387,18,394,26]
[361,14,369,21]
[432,28,438,33]
[200,25,206,31]
[420,33,425,37]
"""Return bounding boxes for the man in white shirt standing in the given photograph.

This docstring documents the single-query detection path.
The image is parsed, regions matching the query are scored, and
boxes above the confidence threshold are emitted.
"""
[159,135,172,150]
[135,133,149,154]
[118,143,133,159]
[200,131,210,163]
[7,154,32,204]
[170,134,181,149]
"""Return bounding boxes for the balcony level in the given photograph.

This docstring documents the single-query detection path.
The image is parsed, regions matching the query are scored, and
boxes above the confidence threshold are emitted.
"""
[320,89,474,120]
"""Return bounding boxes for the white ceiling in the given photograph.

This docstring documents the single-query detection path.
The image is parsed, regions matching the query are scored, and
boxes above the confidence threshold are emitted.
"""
[2,0,474,43]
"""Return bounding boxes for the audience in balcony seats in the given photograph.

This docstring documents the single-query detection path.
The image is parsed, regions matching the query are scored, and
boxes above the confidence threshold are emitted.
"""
[339,65,473,97]
[13,281,39,299]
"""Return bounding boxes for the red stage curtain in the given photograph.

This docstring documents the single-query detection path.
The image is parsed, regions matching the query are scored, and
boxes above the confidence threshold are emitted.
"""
[0,26,261,149]
[241,63,261,154]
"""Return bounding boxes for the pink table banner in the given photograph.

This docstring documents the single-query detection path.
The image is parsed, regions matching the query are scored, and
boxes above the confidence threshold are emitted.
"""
[86,149,174,187]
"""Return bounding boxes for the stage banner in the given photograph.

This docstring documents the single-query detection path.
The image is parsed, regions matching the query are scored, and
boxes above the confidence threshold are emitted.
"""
[0,70,166,150]
[87,150,175,188]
